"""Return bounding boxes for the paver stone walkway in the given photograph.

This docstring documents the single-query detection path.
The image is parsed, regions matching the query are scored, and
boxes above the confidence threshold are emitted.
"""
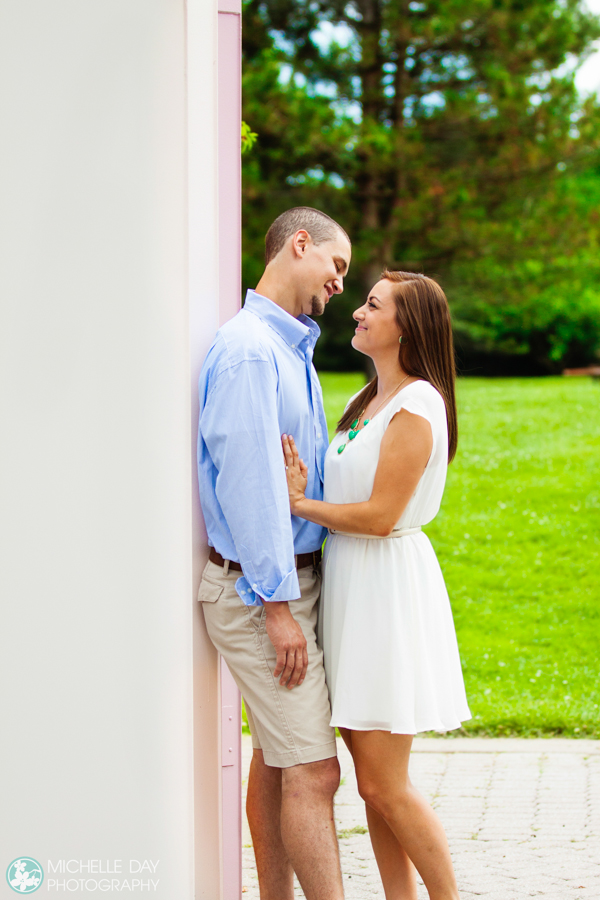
[241,734,600,899]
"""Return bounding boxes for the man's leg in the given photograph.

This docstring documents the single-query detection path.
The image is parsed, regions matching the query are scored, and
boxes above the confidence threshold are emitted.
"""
[247,752,344,900]
[201,562,342,898]
[246,749,294,900]
[280,756,344,900]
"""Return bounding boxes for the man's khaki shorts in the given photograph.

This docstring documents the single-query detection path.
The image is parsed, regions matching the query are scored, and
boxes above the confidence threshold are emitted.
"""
[199,559,337,768]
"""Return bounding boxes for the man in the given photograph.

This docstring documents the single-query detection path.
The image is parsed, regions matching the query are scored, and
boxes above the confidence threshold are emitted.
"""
[197,207,352,900]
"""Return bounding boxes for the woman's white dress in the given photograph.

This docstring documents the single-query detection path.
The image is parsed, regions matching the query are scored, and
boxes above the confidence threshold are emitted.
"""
[320,380,471,734]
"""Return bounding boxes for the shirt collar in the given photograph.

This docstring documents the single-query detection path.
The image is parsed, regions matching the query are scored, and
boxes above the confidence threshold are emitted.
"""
[244,290,321,351]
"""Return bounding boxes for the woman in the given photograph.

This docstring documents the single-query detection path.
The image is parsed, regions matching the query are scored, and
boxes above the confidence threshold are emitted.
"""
[282,270,470,900]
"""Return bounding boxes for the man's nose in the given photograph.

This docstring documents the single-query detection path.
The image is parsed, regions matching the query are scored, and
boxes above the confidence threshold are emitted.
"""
[333,276,343,294]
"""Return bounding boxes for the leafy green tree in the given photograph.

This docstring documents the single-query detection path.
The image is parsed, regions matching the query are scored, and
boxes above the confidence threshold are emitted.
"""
[242,120,258,153]
[449,163,600,372]
[242,0,600,372]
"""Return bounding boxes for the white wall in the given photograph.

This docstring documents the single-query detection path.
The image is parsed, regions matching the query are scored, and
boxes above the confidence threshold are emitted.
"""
[0,1,220,897]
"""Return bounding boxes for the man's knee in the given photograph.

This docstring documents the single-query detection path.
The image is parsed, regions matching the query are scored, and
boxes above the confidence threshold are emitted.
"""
[282,755,340,799]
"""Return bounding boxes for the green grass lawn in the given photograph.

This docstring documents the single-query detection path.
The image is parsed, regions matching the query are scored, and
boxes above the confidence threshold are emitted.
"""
[319,373,600,738]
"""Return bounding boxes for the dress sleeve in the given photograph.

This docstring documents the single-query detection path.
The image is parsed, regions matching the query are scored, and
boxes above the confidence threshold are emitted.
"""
[200,357,300,606]
[382,383,443,443]
[392,395,433,424]
[382,386,427,426]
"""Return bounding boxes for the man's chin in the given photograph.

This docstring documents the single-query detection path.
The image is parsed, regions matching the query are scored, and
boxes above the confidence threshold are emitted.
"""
[309,295,326,317]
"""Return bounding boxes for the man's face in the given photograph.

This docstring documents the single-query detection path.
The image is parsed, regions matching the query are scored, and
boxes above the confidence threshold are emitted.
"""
[296,230,352,317]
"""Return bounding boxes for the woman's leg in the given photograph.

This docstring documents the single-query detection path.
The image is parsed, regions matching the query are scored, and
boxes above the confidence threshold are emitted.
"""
[339,728,418,900]
[349,730,460,900]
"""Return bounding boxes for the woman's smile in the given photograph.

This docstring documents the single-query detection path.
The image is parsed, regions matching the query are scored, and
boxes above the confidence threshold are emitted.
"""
[351,280,405,357]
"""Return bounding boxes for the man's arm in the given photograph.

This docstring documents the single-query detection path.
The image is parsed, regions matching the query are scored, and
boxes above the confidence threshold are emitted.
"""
[200,357,308,688]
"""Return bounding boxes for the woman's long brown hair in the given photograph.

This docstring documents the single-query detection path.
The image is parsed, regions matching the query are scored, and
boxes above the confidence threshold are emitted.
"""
[337,270,458,463]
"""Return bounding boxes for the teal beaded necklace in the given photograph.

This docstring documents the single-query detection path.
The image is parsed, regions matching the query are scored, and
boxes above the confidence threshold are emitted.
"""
[337,375,410,454]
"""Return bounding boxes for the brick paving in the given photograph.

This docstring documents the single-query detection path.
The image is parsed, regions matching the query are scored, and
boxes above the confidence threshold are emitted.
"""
[241,734,600,899]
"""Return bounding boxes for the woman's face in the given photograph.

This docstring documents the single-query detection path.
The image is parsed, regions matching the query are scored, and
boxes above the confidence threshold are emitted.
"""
[351,279,402,357]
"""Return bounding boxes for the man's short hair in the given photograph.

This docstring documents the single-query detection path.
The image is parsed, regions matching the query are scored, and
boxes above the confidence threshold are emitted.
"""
[265,207,350,264]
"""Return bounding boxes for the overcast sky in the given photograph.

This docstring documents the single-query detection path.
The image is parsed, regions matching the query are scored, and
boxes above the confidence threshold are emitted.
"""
[310,3,600,96]
[576,0,600,94]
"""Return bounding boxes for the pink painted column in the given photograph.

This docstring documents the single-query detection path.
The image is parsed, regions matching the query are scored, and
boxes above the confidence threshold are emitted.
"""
[218,1,243,898]
[219,0,242,327]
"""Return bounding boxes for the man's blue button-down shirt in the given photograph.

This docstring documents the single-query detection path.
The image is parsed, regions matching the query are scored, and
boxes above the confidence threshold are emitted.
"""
[197,290,328,606]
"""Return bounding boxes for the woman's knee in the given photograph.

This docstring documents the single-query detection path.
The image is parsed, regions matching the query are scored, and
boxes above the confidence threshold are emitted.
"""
[357,775,411,817]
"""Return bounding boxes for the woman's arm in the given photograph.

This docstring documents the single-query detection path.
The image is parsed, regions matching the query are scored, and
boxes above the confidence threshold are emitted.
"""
[283,408,433,537]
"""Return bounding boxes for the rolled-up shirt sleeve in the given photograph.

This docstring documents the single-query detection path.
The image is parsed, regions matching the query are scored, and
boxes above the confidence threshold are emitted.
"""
[200,357,300,606]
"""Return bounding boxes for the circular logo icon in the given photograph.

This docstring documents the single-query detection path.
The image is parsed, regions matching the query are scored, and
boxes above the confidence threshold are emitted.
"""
[6,858,44,894]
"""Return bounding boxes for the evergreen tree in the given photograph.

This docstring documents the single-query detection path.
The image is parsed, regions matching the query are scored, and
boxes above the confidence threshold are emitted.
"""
[242,0,600,372]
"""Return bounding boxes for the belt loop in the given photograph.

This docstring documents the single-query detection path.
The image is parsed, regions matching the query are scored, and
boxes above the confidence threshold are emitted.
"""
[223,559,230,576]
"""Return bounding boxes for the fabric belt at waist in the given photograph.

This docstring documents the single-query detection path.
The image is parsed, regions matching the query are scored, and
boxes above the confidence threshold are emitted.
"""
[208,546,322,573]
[327,526,422,540]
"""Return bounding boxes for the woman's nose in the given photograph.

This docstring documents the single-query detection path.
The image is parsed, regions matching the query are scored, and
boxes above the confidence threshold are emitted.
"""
[353,305,366,321]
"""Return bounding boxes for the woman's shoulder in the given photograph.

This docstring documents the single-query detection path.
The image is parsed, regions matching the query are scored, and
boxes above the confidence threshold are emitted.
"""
[404,378,441,396]
[397,379,444,408]
[385,379,445,426]
[406,379,445,407]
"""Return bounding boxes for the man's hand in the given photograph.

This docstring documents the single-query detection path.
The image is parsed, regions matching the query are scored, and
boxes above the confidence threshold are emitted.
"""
[264,601,308,689]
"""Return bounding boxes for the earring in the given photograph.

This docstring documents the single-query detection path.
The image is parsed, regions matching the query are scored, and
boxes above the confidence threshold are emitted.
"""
[398,335,403,344]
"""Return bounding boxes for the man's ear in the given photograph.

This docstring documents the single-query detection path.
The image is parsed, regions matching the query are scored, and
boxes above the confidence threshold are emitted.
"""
[291,229,310,258]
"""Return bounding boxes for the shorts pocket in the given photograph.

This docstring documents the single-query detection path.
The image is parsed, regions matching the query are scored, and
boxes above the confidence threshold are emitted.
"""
[244,603,266,635]
[197,577,225,603]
